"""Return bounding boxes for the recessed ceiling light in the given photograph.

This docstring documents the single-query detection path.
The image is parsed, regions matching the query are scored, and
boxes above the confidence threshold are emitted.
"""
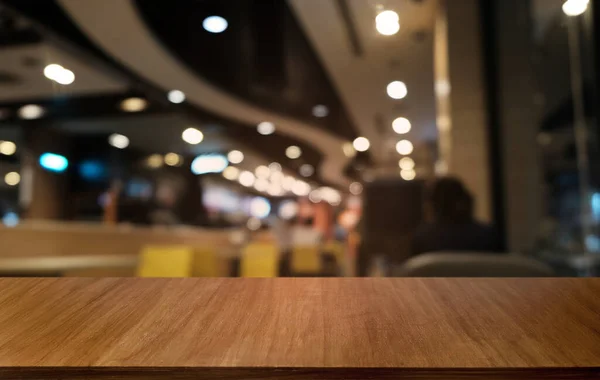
[108,133,129,149]
[286,145,302,160]
[191,154,228,175]
[399,157,415,170]
[4,172,20,186]
[387,81,407,100]
[376,10,400,36]
[300,164,314,177]
[392,117,411,134]
[147,154,164,169]
[563,0,589,16]
[0,141,16,156]
[353,137,370,152]
[182,127,204,145]
[239,171,256,187]
[167,90,186,104]
[18,104,45,120]
[396,140,414,155]
[223,166,240,181]
[255,165,270,179]
[227,150,244,164]
[269,162,282,172]
[401,169,416,181]
[203,16,228,33]
[257,121,275,135]
[254,179,270,192]
[164,153,182,166]
[120,97,148,112]
[292,180,311,196]
[312,105,329,118]
[43,64,75,85]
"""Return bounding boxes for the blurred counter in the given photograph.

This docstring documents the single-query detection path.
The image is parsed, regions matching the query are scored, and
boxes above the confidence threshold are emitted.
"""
[0,222,235,276]
[0,278,598,379]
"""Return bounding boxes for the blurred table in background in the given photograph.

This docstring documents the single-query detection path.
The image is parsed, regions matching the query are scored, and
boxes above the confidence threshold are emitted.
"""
[0,278,598,379]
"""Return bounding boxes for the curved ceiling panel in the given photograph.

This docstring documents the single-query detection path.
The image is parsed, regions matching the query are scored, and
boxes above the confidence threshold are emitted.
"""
[58,0,351,187]
[134,0,359,142]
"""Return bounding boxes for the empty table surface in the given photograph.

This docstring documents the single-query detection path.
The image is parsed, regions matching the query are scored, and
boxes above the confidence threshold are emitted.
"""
[0,278,599,379]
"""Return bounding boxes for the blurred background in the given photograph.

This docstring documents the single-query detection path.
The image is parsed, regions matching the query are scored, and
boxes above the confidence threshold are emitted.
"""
[0,0,598,277]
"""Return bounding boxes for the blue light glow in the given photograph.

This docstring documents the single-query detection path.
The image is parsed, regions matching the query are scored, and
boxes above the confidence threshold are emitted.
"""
[2,212,19,227]
[79,160,107,182]
[39,153,69,173]
[191,154,229,175]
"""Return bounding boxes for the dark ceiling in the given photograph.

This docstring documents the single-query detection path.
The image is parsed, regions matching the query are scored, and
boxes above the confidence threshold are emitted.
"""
[0,0,362,185]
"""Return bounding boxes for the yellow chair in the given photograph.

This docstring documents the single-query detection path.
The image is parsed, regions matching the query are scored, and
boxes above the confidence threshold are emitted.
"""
[137,246,194,277]
[324,241,345,264]
[291,246,322,274]
[191,247,220,277]
[241,243,279,277]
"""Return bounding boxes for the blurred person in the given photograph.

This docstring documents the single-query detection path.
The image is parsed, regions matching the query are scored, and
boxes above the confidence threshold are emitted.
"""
[270,216,293,276]
[412,177,501,256]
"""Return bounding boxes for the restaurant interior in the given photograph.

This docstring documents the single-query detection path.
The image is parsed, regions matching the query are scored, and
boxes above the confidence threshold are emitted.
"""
[0,0,599,278]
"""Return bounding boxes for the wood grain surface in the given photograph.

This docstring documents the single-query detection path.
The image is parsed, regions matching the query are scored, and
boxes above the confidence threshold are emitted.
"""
[0,278,599,379]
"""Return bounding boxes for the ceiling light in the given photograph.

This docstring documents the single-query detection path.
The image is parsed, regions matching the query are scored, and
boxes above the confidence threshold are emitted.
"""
[164,153,182,166]
[43,64,75,85]
[108,133,129,149]
[222,166,240,181]
[312,105,329,118]
[250,197,271,219]
[401,169,416,181]
[255,165,270,179]
[392,117,411,134]
[292,180,311,196]
[283,176,296,191]
[353,137,370,152]
[563,0,589,16]
[396,140,414,155]
[278,200,298,220]
[387,81,407,100]
[300,164,314,177]
[269,162,282,172]
[18,104,44,120]
[147,154,164,169]
[376,10,400,36]
[39,153,69,173]
[182,127,204,145]
[239,171,256,187]
[168,90,186,104]
[120,97,147,112]
[270,171,284,183]
[227,150,244,164]
[254,179,269,192]
[4,172,20,186]
[203,15,228,33]
[0,141,16,156]
[350,182,363,195]
[257,121,275,135]
[268,183,284,197]
[286,145,302,159]
[191,154,228,175]
[309,190,322,204]
[399,157,415,170]
[343,142,356,158]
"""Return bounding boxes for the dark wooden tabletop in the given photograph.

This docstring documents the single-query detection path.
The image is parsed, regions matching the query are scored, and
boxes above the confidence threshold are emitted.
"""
[0,278,599,379]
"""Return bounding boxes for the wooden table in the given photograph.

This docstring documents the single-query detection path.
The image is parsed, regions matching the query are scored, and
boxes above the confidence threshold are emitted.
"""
[0,278,599,379]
